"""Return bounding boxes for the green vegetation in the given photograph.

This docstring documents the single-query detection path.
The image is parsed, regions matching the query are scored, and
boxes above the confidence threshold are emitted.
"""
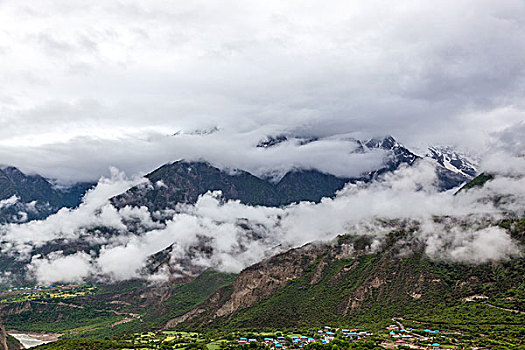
[6,334,22,350]
[3,269,237,340]
[304,339,381,350]
[2,220,523,349]
[34,338,144,349]
[404,301,524,348]
[174,226,524,348]
[1,302,122,332]
[0,285,96,302]
[190,247,523,333]
[146,269,237,326]
[455,172,494,194]
[34,322,523,350]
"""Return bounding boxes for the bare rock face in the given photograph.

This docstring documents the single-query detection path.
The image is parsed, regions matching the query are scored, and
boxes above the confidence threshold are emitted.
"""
[214,245,323,318]
[166,243,326,327]
[0,321,8,350]
[163,222,524,330]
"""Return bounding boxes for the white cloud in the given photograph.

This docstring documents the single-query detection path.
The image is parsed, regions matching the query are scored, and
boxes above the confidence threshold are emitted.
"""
[28,251,93,285]
[1,0,524,282]
[0,167,145,255]
[0,195,19,209]
[1,157,522,285]
[425,226,521,264]
[0,0,524,181]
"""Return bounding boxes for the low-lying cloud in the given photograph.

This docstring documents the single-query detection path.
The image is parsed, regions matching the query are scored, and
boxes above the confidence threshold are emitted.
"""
[0,155,522,285]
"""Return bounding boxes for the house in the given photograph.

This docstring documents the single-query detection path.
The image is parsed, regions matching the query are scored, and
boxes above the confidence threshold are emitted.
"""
[431,343,440,349]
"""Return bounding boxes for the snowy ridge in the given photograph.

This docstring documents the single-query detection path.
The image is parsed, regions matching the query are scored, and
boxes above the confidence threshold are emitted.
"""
[426,146,478,178]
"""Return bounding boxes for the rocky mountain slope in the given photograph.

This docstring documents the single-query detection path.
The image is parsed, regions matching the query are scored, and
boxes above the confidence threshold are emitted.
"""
[168,219,524,331]
[0,322,6,350]
[0,166,93,223]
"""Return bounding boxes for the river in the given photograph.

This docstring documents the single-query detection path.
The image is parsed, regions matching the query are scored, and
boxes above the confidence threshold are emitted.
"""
[8,332,56,348]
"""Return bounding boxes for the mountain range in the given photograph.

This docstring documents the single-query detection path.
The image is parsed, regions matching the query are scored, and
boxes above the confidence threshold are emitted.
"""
[0,142,523,349]
[0,135,480,285]
[111,136,476,213]
[0,167,94,224]
[0,136,477,224]
[167,219,524,331]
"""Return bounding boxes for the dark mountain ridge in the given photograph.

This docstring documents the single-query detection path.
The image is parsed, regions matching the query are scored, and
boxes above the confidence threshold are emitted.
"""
[112,136,473,213]
[111,161,353,211]
[0,166,94,223]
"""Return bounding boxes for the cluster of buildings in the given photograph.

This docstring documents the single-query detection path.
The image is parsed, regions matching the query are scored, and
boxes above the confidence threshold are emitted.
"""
[317,327,372,341]
[386,325,445,349]
[340,328,371,339]
[1,286,36,293]
[0,284,81,294]
[238,335,316,349]
[237,326,372,349]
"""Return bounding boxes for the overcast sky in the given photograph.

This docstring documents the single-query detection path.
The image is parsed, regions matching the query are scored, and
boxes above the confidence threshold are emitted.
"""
[1,0,524,182]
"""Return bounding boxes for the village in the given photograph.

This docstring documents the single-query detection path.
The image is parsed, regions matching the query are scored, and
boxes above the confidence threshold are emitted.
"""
[235,326,370,347]
[233,325,451,349]
[0,284,96,302]
[123,323,470,350]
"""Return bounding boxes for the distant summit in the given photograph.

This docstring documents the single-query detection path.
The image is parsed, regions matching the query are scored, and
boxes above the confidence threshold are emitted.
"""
[111,160,350,211]
[112,136,477,213]
[0,166,93,223]
[427,146,478,177]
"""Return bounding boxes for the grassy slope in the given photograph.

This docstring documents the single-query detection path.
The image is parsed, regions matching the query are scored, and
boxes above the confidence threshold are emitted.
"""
[1,270,235,337]
[58,269,237,339]
[1,302,121,333]
[177,223,524,342]
[230,255,524,330]
[145,269,238,326]
[455,172,494,194]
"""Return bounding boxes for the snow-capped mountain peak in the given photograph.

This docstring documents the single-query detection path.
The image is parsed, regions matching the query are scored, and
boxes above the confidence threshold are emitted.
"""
[426,146,478,178]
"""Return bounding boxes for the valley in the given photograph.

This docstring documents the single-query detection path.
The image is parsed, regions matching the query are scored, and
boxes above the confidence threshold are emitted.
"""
[0,141,522,349]
[2,2,525,348]
[0,217,523,348]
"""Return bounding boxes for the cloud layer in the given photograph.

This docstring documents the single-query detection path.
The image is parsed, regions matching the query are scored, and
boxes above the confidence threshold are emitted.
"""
[0,0,524,181]
[0,156,522,285]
